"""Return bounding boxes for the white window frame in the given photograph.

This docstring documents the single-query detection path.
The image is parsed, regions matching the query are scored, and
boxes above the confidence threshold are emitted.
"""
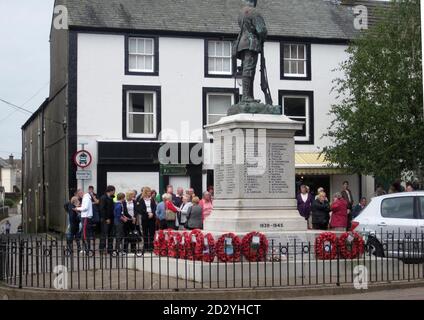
[206,92,235,125]
[126,90,157,139]
[283,44,307,77]
[128,37,155,73]
[208,41,233,75]
[282,95,310,142]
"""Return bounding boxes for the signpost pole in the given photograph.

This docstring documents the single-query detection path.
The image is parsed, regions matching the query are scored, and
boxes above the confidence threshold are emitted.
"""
[81,143,87,192]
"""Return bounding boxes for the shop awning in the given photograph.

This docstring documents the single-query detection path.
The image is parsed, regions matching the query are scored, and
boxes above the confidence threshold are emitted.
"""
[295,152,346,175]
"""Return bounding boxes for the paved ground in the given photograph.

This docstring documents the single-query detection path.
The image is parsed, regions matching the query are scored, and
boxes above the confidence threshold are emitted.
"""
[0,213,21,235]
[287,286,424,300]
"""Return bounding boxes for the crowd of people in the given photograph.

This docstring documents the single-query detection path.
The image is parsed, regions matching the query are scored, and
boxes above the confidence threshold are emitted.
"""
[65,184,214,255]
[296,180,421,231]
[66,178,420,254]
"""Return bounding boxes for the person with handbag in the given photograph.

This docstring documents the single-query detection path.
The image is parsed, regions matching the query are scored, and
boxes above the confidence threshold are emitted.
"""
[164,193,180,230]
[135,187,157,252]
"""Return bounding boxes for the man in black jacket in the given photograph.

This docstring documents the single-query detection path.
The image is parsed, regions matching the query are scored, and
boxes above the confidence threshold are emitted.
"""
[99,185,116,254]
[341,181,354,230]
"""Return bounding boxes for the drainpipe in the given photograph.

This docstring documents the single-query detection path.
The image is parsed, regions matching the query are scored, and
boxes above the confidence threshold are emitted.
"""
[41,102,46,232]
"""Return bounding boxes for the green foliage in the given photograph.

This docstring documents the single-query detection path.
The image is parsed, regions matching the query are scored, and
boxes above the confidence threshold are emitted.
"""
[3,199,15,208]
[323,0,424,182]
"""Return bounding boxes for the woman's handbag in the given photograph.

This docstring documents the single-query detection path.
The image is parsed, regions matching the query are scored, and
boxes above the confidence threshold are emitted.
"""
[120,207,129,223]
[165,209,176,221]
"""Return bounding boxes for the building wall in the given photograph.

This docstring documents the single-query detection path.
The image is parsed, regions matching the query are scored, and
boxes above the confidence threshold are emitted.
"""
[43,94,68,232]
[75,33,350,192]
[43,23,69,233]
[22,113,43,233]
[0,168,16,193]
[22,24,69,233]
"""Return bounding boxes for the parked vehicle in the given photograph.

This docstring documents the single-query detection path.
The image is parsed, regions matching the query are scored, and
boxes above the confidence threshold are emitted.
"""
[352,191,424,263]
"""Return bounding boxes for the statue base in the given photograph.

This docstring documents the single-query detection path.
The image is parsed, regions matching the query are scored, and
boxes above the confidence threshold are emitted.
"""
[227,100,282,116]
[204,113,306,238]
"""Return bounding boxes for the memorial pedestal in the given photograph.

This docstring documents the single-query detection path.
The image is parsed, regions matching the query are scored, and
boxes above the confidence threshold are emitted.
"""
[204,113,307,237]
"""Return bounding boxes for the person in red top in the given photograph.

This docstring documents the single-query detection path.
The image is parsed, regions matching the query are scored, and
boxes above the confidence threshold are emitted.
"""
[164,193,180,230]
[330,193,349,231]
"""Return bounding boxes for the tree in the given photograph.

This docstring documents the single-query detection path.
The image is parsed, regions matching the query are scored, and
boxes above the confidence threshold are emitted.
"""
[323,0,424,184]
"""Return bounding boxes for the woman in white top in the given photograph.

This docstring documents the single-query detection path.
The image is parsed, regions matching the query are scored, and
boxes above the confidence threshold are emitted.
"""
[179,194,193,229]
[126,191,136,218]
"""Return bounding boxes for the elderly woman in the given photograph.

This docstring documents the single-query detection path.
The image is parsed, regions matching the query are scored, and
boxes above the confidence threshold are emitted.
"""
[186,197,203,230]
[135,187,157,252]
[179,194,193,229]
[330,192,349,231]
[311,192,331,230]
[199,191,213,222]
[164,193,180,230]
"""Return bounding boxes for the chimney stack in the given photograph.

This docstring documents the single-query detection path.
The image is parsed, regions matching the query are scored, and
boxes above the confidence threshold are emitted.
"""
[8,154,14,166]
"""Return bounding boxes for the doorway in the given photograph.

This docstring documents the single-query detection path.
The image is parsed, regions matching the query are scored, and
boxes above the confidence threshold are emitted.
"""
[296,175,331,197]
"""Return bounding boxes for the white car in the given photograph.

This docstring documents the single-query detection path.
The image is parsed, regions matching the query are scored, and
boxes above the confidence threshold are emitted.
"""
[353,191,424,263]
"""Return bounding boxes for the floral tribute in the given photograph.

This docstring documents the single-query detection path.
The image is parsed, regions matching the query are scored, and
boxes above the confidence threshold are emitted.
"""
[202,233,216,263]
[216,233,242,262]
[153,229,167,256]
[338,231,365,259]
[315,232,338,260]
[241,232,269,262]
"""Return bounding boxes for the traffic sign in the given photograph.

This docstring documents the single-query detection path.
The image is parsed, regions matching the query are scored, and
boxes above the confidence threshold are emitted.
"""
[73,150,93,168]
[76,170,92,180]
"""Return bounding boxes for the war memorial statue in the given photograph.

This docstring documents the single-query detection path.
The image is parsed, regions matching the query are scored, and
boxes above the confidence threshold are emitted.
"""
[228,0,281,115]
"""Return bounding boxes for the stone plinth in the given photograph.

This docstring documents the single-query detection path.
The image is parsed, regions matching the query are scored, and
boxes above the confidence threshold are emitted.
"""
[204,113,307,234]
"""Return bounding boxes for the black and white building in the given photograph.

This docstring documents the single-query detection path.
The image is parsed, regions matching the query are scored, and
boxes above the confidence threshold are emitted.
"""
[22,0,382,233]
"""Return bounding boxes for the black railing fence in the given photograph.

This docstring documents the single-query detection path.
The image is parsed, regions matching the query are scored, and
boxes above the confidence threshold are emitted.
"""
[0,229,424,291]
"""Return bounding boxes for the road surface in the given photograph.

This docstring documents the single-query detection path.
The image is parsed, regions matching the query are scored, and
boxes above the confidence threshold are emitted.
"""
[288,286,424,300]
[0,213,21,234]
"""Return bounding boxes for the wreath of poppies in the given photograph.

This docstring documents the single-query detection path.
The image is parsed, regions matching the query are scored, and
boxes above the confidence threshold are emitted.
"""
[216,233,242,262]
[166,229,179,258]
[185,229,204,261]
[202,233,216,263]
[177,232,190,259]
[241,232,269,262]
[315,232,338,260]
[153,229,167,256]
[338,231,365,259]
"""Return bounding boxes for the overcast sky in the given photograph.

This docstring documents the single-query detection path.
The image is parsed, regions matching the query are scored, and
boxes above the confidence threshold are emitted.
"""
[0,0,54,160]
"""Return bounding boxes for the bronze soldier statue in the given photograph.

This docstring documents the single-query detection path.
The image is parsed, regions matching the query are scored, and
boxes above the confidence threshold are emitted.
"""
[234,0,267,102]
[229,0,280,115]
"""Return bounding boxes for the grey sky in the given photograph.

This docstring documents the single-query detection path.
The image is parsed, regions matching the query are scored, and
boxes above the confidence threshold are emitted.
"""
[0,0,54,159]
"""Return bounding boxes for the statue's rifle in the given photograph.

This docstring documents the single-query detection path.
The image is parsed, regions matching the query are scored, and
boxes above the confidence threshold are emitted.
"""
[260,43,273,105]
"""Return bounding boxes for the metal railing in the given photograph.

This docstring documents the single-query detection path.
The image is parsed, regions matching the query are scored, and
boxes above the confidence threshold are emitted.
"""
[0,230,423,291]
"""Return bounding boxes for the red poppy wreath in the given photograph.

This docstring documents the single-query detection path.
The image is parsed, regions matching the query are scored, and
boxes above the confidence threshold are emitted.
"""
[315,232,338,260]
[216,233,241,262]
[241,232,269,262]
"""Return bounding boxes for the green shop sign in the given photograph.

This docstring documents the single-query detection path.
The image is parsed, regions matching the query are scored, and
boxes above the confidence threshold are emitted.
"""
[160,164,187,176]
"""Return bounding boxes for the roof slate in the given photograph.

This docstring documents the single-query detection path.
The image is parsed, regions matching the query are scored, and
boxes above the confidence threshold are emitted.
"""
[62,0,365,40]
